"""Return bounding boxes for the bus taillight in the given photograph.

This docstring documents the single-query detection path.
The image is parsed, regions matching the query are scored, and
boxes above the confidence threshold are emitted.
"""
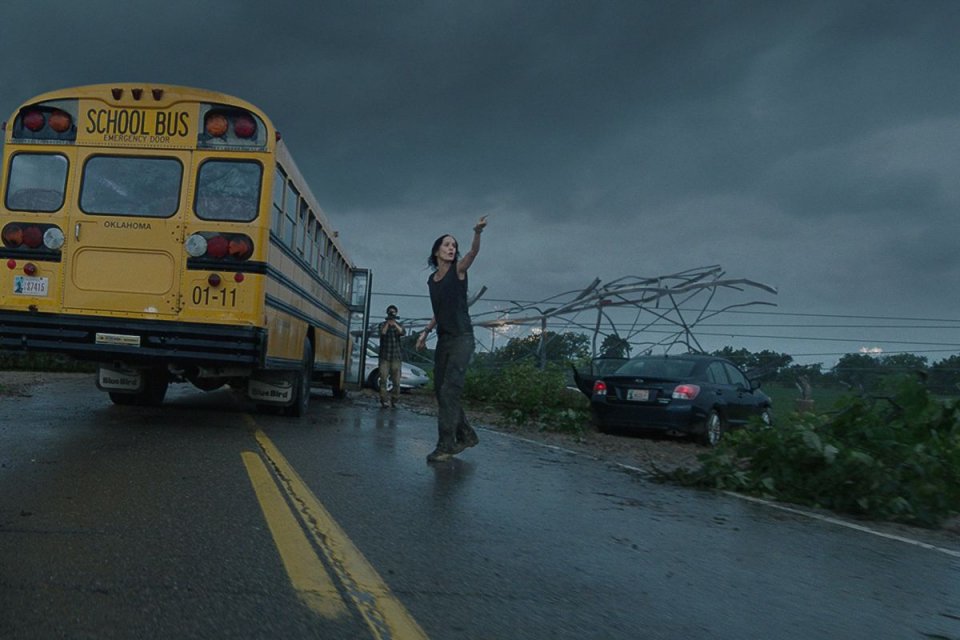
[185,232,254,261]
[228,236,252,259]
[2,223,63,253]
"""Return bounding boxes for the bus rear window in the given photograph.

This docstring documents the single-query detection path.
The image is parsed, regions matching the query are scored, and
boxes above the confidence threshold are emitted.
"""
[80,156,182,217]
[195,160,262,222]
[5,153,68,212]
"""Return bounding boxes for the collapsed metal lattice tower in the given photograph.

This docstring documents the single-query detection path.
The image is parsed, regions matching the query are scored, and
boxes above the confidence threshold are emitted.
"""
[465,265,778,358]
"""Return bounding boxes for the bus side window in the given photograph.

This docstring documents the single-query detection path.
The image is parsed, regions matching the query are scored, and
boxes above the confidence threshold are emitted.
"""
[272,167,286,236]
[313,225,323,273]
[296,199,308,255]
[283,184,298,247]
[305,215,315,268]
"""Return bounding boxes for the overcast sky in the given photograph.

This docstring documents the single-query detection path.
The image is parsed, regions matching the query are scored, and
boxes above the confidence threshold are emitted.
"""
[2,1,958,365]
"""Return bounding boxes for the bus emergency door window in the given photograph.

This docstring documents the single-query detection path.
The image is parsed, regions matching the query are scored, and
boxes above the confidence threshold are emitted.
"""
[80,156,182,217]
[5,153,69,212]
[194,160,262,222]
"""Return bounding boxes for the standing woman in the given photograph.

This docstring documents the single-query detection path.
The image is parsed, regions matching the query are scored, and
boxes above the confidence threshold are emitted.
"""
[416,216,488,462]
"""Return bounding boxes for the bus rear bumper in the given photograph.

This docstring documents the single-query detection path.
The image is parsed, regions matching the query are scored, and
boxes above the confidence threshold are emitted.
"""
[0,310,266,367]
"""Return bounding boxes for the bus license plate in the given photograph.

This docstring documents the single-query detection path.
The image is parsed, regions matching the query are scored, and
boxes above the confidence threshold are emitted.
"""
[13,276,48,296]
[626,389,649,401]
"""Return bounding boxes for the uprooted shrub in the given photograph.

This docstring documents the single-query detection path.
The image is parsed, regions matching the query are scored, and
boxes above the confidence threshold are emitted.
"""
[464,362,589,434]
[660,376,960,528]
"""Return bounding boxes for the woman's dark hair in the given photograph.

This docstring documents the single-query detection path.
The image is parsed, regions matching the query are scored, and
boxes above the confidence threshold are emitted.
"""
[428,234,459,269]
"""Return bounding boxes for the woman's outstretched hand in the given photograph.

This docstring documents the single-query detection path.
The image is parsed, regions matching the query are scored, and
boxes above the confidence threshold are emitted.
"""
[474,215,488,234]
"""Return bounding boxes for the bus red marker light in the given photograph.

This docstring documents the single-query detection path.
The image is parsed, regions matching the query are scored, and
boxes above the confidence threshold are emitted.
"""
[111,88,123,99]
[206,235,228,258]
[205,113,228,137]
[22,110,45,132]
[208,274,222,287]
[152,88,164,100]
[6,260,15,270]
[23,263,37,276]
[132,88,143,100]
[233,114,257,138]
[234,272,245,283]
[22,226,43,248]
[48,110,72,133]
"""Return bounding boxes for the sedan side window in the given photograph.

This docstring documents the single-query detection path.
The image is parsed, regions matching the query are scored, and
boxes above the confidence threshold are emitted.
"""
[723,363,750,389]
[706,362,729,384]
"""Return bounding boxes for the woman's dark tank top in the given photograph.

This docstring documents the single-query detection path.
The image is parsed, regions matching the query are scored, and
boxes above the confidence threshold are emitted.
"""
[428,266,473,337]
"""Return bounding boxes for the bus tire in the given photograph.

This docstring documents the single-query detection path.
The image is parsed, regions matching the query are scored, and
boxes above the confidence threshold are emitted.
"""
[331,374,348,400]
[140,370,169,406]
[107,370,168,406]
[283,340,312,417]
[108,391,138,406]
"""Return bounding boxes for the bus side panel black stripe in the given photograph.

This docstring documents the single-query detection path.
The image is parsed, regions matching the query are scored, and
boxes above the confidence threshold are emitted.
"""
[265,294,347,340]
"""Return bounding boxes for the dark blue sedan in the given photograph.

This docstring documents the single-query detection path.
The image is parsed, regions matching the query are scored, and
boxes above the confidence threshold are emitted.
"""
[574,353,772,446]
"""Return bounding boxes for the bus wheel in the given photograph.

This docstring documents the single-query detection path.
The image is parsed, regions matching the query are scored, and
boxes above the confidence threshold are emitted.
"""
[283,341,312,417]
[108,391,138,406]
[140,370,169,406]
[331,373,348,400]
[107,370,168,406]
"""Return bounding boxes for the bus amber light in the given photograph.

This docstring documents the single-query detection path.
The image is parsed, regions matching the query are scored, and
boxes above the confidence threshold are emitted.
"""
[48,110,72,133]
[228,237,253,260]
[2,224,23,247]
[205,113,229,137]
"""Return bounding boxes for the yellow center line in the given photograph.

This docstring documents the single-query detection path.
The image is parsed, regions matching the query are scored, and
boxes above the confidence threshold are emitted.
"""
[241,451,349,619]
[243,417,429,640]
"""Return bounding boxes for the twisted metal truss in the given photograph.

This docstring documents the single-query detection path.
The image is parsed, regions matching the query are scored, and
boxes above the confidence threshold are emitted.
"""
[464,265,778,357]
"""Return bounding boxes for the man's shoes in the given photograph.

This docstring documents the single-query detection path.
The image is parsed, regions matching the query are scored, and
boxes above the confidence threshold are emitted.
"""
[390,399,399,408]
[380,400,389,408]
[426,448,454,463]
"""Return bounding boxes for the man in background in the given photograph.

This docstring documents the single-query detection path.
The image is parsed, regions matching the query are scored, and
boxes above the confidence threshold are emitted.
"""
[378,305,405,408]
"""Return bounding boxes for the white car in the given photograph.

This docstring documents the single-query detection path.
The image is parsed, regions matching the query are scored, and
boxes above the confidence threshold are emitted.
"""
[362,347,429,392]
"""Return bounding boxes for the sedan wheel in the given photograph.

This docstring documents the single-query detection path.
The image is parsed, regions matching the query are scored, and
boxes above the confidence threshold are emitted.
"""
[700,410,724,446]
[760,408,773,427]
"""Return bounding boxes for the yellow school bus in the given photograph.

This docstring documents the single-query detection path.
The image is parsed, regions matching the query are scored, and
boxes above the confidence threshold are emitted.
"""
[0,83,372,415]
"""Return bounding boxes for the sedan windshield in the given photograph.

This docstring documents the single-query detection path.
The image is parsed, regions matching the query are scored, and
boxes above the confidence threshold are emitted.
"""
[615,358,697,379]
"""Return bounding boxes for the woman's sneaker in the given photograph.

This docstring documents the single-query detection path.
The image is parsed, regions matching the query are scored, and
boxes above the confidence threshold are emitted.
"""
[426,448,454,463]
[452,431,479,453]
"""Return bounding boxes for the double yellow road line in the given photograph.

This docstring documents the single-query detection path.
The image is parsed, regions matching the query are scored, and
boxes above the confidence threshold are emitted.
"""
[241,418,428,639]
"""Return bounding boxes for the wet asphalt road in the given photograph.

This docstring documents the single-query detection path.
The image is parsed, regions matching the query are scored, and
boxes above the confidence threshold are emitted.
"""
[1,374,959,640]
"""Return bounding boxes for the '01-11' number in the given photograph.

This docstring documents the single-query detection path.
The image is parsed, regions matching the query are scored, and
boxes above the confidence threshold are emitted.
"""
[192,286,237,307]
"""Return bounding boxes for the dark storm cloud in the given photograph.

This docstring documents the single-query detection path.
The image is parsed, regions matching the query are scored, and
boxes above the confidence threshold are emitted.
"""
[1,0,959,362]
